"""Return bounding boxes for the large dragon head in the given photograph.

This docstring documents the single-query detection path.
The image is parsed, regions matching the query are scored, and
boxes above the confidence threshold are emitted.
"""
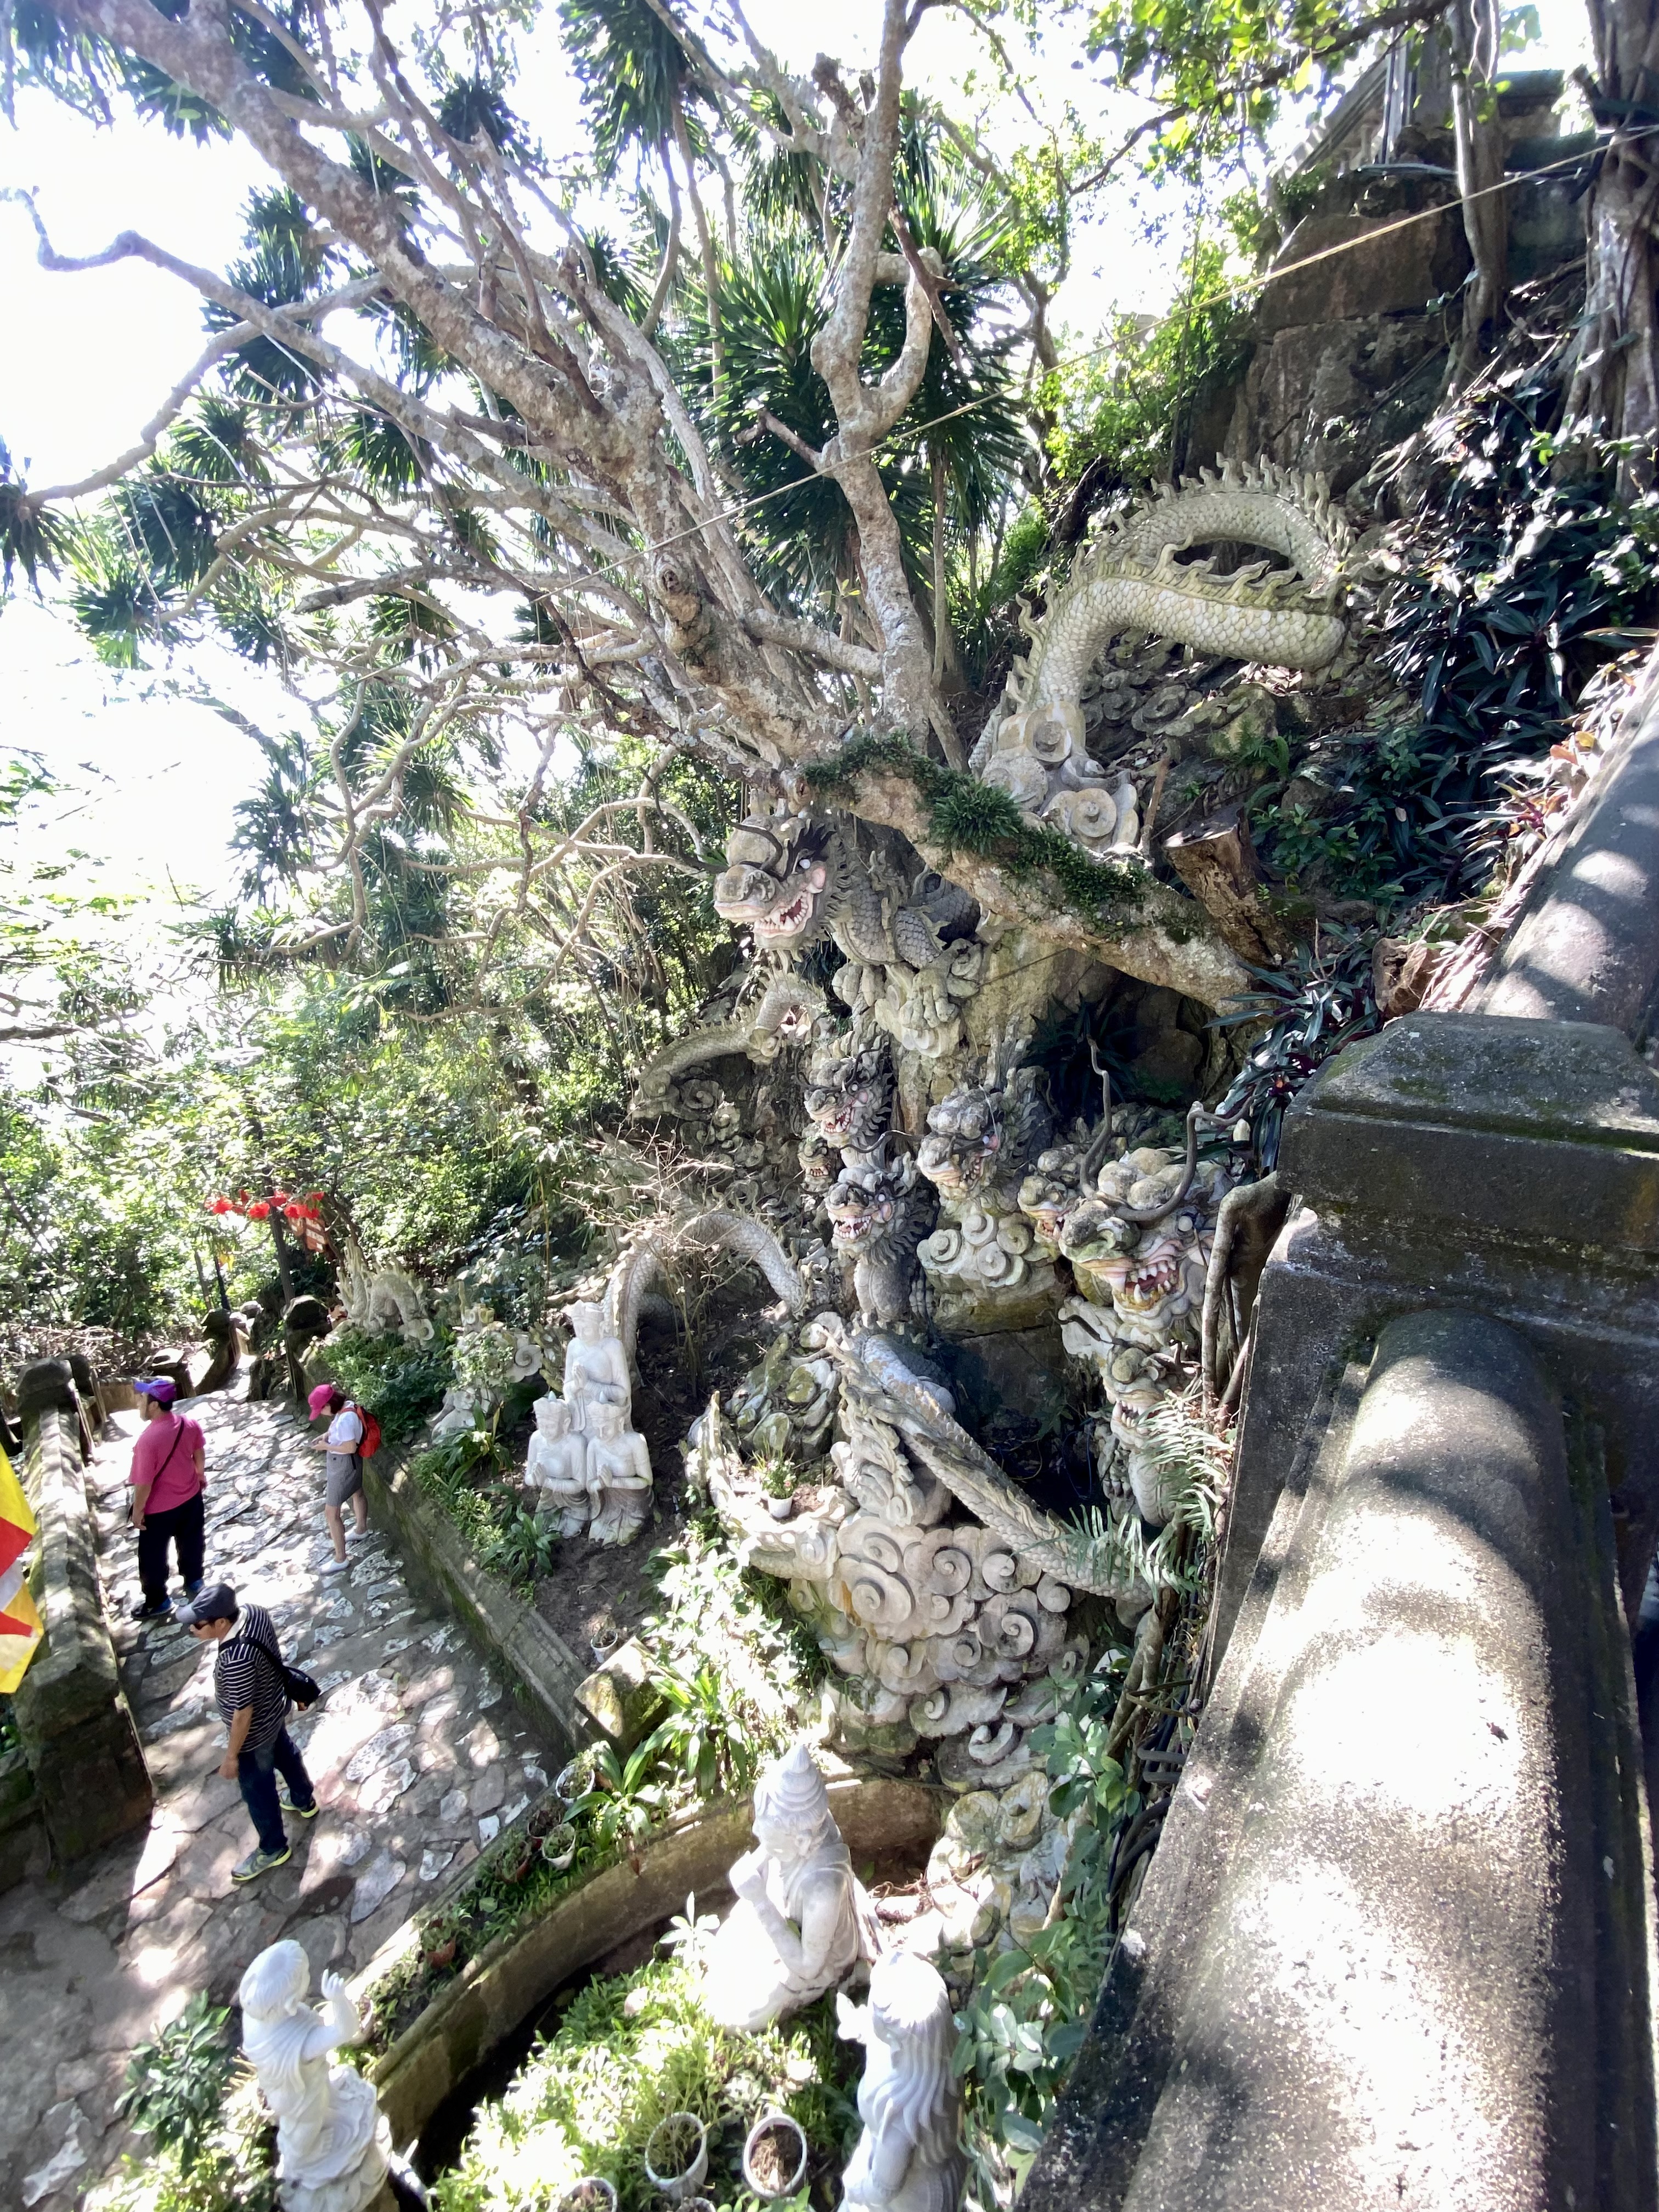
[917,1077,1005,1199]
[713,810,838,952]
[804,1033,891,1155]
[824,1153,912,1259]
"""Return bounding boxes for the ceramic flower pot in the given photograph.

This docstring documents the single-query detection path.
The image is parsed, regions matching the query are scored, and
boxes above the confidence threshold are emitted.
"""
[555,1754,594,1804]
[644,2113,709,2202]
[556,2180,616,2212]
[742,2114,808,2200]
[541,1822,578,1871]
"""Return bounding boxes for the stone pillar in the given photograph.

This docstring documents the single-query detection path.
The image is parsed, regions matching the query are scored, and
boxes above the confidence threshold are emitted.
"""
[12,1388,153,1863]
[1023,1310,1659,2211]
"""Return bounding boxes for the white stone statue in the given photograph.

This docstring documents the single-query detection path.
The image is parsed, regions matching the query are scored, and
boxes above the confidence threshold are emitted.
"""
[239,1940,390,2212]
[525,1394,591,1532]
[702,1743,866,2032]
[562,1300,632,1431]
[584,1398,653,1545]
[838,1952,966,2212]
[430,1383,483,1442]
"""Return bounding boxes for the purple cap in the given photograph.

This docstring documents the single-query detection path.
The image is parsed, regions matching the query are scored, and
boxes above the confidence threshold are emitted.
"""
[134,1377,178,1404]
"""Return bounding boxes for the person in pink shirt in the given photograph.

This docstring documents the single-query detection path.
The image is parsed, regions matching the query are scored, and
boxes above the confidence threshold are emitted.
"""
[129,1377,207,1623]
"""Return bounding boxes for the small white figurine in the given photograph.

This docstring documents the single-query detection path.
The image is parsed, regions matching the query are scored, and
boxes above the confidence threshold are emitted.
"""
[702,1743,866,2032]
[562,1300,632,1431]
[524,1395,591,1532]
[239,1940,390,2212]
[583,1398,653,1545]
[429,1383,482,1442]
[839,1951,966,2212]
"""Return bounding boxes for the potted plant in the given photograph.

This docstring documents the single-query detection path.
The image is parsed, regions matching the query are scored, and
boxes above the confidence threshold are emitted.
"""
[644,2113,709,2202]
[757,1456,798,1521]
[590,1621,620,1665]
[742,2113,809,2200]
[541,1821,578,1871]
[555,1751,596,1804]
[556,2182,616,2212]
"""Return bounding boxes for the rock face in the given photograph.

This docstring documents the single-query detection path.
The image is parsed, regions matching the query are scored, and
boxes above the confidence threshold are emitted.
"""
[1258,208,1470,331]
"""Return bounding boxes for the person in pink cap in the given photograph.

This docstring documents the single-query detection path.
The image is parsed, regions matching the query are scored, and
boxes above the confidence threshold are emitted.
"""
[307,1384,368,1574]
[128,1377,207,1622]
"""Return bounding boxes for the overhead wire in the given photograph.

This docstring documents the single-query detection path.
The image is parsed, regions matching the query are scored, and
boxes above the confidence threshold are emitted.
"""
[585,119,1659,586]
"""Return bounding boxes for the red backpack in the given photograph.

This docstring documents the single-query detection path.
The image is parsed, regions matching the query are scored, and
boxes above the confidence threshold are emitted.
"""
[351,1403,382,1458]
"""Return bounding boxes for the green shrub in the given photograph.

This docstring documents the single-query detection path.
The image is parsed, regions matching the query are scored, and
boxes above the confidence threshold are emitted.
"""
[112,1996,236,2174]
[320,1325,453,1443]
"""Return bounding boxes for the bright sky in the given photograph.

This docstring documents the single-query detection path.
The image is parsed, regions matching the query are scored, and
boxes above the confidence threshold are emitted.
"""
[0,0,1593,916]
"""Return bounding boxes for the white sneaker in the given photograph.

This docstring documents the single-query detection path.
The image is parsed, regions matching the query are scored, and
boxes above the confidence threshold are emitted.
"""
[320,1558,351,1577]
[347,1527,370,1543]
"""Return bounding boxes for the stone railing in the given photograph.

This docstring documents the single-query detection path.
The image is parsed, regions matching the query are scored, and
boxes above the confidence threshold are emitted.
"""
[1025,648,1659,2209]
[8,1362,153,1868]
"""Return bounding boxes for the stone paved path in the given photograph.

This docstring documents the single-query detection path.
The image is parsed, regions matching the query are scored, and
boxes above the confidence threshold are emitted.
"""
[0,1395,553,2212]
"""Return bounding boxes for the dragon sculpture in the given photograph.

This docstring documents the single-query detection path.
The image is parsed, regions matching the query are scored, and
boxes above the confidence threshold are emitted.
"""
[823,1143,932,1330]
[914,1035,1060,1334]
[630,970,824,1120]
[972,459,1355,855]
[714,810,983,1058]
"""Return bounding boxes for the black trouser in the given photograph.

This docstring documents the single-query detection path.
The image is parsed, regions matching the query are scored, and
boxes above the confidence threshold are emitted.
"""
[238,1725,315,1853]
[138,1492,205,1605]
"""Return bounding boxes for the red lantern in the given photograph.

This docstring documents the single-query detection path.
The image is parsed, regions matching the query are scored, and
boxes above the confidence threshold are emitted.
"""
[247,1200,272,1221]
[306,1191,325,1208]
[283,1203,304,1221]
[271,1188,290,1206]
[208,1197,233,1215]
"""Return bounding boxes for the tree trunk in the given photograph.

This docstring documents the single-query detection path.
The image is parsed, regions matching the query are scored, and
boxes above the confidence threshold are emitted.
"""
[1566,0,1659,490]
[1448,0,1509,381]
[1164,812,1290,964]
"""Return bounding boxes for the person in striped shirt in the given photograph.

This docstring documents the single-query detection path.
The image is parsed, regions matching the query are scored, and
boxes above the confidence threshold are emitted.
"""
[177,1582,319,1881]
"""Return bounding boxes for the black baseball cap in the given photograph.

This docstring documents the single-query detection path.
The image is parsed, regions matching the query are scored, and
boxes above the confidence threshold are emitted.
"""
[176,1583,239,1627]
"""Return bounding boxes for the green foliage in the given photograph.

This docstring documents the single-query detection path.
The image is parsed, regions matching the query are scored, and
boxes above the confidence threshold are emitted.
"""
[113,1996,236,2174]
[1044,237,1252,488]
[1210,929,1378,1171]
[434,1952,859,2212]
[478,1503,560,1588]
[955,1660,1131,2193]
[93,2069,278,2212]
[0,442,70,594]
[319,1327,453,1443]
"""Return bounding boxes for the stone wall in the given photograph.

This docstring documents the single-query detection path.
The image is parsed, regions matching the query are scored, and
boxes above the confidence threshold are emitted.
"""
[359,1447,589,1761]
[9,1379,153,1866]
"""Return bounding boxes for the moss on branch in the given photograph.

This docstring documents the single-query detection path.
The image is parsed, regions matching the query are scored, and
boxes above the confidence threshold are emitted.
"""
[804,730,1195,943]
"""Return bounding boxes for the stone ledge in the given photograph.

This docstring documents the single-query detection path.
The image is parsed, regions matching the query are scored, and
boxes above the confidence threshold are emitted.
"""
[12,1404,153,1863]
[361,1446,589,1759]
[1026,1314,1659,2211]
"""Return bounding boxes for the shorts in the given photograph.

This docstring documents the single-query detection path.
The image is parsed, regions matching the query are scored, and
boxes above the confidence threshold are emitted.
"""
[325,1452,364,1509]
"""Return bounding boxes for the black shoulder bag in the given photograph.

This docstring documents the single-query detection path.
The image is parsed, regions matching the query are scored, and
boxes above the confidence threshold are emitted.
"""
[242,1625,321,1712]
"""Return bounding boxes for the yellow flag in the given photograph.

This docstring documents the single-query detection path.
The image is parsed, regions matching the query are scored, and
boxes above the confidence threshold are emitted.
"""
[0,1443,43,1693]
